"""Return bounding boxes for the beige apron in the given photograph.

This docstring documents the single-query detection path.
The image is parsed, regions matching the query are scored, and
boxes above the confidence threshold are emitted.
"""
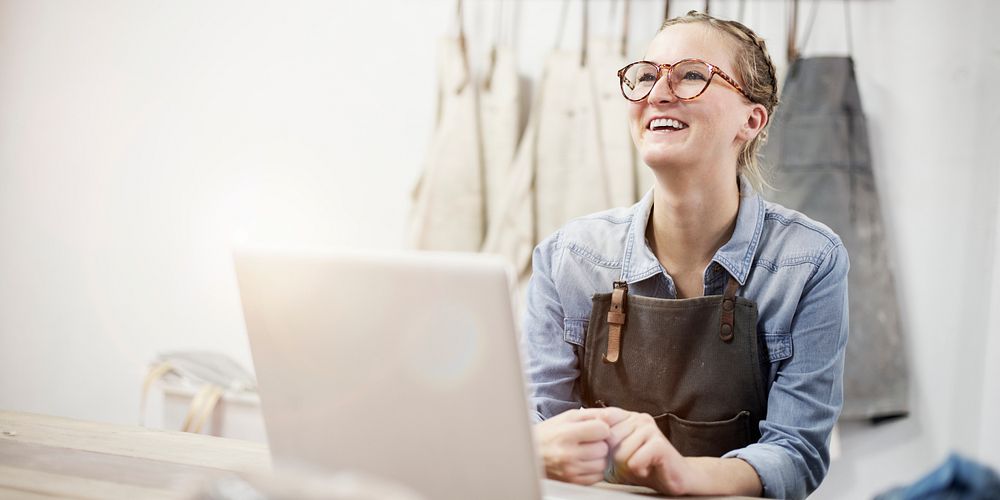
[407,29,485,251]
[484,1,644,294]
[478,4,523,230]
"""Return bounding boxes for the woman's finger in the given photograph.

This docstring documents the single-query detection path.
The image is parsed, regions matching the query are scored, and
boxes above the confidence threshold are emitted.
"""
[625,438,663,478]
[595,406,632,427]
[612,417,653,464]
[576,440,610,460]
[567,417,611,442]
[567,457,608,476]
[607,413,639,448]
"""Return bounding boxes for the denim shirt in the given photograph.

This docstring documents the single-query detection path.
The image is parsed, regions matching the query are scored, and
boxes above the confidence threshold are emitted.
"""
[520,183,850,500]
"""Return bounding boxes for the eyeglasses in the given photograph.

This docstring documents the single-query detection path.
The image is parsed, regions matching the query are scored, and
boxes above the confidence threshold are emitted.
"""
[617,59,753,103]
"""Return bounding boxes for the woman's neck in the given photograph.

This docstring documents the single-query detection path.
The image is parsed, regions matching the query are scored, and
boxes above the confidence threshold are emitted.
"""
[646,167,740,295]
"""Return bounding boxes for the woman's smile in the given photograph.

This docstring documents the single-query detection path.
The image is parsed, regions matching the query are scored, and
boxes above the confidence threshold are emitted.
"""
[647,116,690,132]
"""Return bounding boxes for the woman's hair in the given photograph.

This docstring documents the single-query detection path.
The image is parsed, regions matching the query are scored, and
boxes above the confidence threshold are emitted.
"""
[660,11,779,193]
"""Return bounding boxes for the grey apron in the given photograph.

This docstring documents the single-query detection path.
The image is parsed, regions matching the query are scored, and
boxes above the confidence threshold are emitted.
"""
[579,278,769,457]
[762,56,908,421]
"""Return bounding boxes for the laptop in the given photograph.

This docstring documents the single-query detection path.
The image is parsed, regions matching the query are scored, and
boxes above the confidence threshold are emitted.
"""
[234,249,648,500]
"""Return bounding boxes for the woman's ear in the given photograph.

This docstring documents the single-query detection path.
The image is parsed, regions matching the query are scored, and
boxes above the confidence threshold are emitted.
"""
[738,103,769,142]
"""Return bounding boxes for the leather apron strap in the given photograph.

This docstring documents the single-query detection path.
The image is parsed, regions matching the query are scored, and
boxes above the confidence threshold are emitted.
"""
[603,281,628,363]
[719,275,738,342]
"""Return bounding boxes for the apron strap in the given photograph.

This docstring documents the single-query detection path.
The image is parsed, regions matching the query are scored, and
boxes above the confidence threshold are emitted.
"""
[619,0,630,58]
[796,0,855,60]
[603,281,629,363]
[787,0,800,64]
[454,0,470,92]
[719,275,738,342]
[843,0,854,56]
[580,0,589,67]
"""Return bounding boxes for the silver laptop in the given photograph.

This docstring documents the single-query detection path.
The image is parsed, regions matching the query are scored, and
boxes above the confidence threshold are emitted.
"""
[234,249,646,500]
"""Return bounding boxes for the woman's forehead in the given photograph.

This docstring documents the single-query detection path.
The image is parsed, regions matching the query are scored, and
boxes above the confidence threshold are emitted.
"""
[644,23,736,70]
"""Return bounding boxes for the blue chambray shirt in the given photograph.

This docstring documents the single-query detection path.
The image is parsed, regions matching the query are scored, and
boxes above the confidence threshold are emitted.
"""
[520,182,850,500]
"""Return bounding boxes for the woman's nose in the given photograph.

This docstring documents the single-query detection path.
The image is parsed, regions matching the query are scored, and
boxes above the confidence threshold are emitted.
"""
[646,74,675,104]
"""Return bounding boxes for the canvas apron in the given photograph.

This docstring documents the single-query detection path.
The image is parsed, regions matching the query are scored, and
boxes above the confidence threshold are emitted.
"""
[407,32,485,252]
[479,0,523,229]
[483,1,643,290]
[579,277,769,457]
[762,56,908,421]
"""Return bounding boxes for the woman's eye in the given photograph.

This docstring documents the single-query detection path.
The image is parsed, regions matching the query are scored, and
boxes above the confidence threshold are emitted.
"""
[638,73,657,83]
[683,71,708,81]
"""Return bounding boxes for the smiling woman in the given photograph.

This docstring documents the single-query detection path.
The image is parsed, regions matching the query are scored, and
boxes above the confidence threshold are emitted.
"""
[520,11,849,500]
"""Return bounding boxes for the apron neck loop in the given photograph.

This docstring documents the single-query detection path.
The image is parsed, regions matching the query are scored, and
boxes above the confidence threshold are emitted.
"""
[795,0,856,62]
[787,0,800,64]
[580,0,589,67]
[620,0,630,58]
[719,275,739,342]
[843,0,854,57]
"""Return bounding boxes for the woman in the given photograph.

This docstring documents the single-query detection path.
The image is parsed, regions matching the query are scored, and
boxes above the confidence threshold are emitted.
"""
[521,11,849,500]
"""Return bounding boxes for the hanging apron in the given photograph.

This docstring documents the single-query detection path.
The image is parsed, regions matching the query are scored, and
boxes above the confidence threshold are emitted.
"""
[762,57,908,421]
[479,0,524,229]
[406,33,485,252]
[483,0,642,293]
[579,277,769,457]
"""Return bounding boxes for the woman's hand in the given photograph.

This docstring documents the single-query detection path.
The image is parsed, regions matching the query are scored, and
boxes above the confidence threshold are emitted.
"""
[533,408,625,485]
[605,411,701,495]
[606,411,763,497]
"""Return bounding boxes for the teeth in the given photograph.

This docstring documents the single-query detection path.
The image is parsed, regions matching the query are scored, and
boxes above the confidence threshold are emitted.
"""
[649,118,687,130]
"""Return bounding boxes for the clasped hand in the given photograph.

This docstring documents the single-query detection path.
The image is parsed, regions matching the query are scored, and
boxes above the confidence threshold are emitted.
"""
[534,407,705,495]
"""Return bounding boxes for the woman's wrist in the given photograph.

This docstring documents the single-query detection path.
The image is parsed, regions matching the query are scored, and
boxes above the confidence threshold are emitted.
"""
[680,456,763,497]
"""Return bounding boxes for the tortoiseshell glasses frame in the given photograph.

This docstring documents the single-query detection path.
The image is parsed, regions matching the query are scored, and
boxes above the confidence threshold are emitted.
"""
[617,58,754,103]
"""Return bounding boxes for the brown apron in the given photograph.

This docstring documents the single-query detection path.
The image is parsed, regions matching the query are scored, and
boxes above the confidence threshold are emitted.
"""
[579,277,769,458]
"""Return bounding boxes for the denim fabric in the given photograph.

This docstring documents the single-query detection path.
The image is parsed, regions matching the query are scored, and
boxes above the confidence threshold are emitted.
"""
[875,453,1000,500]
[762,56,908,421]
[520,181,850,499]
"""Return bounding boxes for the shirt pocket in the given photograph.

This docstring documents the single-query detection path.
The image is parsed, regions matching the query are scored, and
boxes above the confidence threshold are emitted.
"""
[761,331,793,362]
[563,318,588,347]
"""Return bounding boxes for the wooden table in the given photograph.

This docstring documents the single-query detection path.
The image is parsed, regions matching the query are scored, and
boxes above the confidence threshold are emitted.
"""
[0,410,760,499]
[0,410,269,499]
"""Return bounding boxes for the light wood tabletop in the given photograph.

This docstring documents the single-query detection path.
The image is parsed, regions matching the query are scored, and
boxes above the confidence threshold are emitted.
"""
[0,410,762,500]
[0,410,269,499]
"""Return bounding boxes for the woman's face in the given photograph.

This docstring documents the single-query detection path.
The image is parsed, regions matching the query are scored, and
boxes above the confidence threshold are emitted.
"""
[629,23,755,174]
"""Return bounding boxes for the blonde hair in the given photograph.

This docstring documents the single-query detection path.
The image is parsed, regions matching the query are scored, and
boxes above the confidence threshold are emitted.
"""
[660,11,779,193]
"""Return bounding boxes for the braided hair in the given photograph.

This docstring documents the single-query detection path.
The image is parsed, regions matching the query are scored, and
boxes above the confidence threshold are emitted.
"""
[660,11,779,193]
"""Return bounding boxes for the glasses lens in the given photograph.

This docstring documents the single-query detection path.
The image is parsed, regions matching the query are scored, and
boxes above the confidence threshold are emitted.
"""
[668,60,713,99]
[621,62,658,101]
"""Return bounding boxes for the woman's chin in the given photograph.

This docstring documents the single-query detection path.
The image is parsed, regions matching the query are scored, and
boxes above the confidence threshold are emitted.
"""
[641,149,692,172]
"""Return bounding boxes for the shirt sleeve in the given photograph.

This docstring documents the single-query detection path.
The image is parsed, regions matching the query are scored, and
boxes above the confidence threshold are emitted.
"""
[519,231,582,422]
[723,242,850,499]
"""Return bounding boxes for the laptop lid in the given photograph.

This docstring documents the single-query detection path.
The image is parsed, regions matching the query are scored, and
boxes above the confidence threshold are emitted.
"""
[234,249,543,500]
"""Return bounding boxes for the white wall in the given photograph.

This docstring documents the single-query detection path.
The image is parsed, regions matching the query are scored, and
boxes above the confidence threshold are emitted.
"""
[1,0,997,498]
[0,0,448,422]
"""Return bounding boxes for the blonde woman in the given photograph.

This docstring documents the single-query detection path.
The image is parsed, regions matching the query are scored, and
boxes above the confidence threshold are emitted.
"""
[522,11,849,499]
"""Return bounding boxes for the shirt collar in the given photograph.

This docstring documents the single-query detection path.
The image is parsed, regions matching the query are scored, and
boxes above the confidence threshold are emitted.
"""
[621,177,765,286]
